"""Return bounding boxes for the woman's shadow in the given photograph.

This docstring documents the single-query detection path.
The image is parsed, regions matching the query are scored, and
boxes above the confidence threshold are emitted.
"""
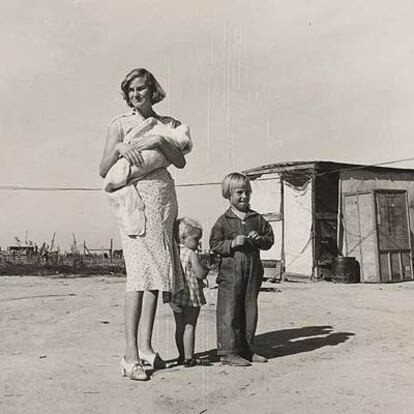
[195,325,355,362]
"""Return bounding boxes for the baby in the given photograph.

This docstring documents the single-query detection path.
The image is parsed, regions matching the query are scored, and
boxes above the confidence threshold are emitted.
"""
[104,117,192,192]
[103,117,192,236]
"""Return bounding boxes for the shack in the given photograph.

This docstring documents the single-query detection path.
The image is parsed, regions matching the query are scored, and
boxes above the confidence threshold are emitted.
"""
[243,161,414,283]
[7,245,36,256]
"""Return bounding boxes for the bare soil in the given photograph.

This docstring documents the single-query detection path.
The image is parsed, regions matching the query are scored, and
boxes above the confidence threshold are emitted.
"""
[1,274,414,414]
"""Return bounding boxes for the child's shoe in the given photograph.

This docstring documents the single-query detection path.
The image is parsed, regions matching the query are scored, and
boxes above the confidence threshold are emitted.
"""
[220,354,251,367]
[241,349,268,363]
[183,358,210,367]
[139,351,168,369]
[250,353,268,363]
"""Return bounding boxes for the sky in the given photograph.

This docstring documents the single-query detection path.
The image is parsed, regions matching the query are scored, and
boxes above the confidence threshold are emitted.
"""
[1,0,414,250]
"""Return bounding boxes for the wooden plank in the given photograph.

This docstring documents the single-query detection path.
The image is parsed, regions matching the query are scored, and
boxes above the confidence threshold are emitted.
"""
[387,252,392,282]
[262,212,282,222]
[315,212,337,220]
[398,252,403,281]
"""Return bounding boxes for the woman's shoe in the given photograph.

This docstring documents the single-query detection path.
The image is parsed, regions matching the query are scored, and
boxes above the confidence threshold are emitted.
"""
[139,352,167,369]
[120,357,148,381]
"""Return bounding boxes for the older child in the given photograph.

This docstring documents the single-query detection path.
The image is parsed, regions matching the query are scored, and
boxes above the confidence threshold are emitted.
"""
[209,173,274,367]
[172,218,210,367]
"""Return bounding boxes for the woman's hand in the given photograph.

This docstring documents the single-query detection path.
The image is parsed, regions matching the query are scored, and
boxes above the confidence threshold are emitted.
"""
[157,136,186,169]
[130,134,186,169]
[116,142,144,167]
[132,135,163,151]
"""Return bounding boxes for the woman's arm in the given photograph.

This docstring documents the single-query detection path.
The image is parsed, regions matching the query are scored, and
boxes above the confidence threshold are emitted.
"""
[99,121,144,178]
[132,135,186,169]
[159,137,186,169]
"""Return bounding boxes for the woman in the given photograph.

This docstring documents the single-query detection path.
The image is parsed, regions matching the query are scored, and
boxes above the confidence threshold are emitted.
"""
[99,68,188,381]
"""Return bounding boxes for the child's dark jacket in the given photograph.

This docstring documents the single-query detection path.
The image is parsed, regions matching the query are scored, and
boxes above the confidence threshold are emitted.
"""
[209,208,274,284]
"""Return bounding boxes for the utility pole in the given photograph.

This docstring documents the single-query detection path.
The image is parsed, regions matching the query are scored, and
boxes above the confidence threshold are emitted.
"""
[50,232,56,251]
[280,177,286,282]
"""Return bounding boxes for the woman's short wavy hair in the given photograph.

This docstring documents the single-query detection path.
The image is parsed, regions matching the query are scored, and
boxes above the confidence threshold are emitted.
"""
[221,172,252,199]
[176,217,203,243]
[120,68,166,108]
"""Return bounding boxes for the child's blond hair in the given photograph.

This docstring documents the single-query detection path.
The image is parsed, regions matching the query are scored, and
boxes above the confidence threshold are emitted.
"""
[176,217,203,243]
[221,172,252,200]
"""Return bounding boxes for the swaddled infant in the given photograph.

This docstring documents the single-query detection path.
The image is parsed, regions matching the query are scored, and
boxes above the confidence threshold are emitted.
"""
[103,116,192,237]
[104,117,192,193]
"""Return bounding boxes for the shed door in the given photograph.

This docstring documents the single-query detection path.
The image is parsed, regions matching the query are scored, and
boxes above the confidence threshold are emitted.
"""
[343,192,378,282]
[375,191,413,281]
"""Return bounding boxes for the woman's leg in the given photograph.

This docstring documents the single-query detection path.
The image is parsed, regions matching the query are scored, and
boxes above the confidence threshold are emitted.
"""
[138,290,159,354]
[182,307,201,359]
[124,291,144,362]
[173,309,185,359]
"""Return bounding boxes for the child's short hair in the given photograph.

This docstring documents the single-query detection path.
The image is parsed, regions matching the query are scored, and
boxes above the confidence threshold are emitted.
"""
[221,172,252,199]
[176,217,203,243]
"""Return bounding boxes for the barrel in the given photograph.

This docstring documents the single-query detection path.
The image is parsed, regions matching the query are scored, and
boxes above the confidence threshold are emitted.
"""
[332,256,359,283]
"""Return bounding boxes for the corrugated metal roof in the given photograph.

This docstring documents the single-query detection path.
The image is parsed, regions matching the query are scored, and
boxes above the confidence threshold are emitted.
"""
[243,160,414,177]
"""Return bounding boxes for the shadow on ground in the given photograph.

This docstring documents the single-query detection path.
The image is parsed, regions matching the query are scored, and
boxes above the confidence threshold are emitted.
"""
[195,325,355,363]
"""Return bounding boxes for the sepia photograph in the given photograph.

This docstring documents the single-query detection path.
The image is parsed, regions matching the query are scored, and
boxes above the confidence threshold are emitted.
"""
[1,1,414,413]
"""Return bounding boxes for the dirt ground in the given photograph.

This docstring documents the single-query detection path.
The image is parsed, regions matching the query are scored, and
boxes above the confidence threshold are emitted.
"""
[1,274,414,414]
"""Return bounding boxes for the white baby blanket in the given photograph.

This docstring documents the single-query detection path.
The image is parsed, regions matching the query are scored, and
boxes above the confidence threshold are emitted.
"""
[104,117,192,236]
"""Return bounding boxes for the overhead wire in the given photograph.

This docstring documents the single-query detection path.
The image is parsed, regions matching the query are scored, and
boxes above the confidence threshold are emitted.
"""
[0,156,414,192]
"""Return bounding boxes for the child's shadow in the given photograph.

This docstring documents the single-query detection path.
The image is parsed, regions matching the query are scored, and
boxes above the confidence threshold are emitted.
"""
[254,325,355,359]
[196,325,355,362]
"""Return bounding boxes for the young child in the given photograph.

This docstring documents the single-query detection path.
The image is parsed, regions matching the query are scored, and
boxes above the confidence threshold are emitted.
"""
[171,217,210,367]
[209,172,274,367]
